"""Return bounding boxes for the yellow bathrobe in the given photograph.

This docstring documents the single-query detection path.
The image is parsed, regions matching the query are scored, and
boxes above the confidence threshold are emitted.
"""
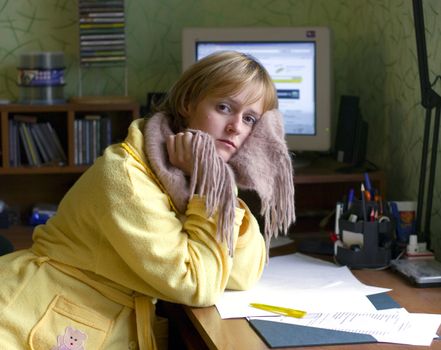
[0,119,266,349]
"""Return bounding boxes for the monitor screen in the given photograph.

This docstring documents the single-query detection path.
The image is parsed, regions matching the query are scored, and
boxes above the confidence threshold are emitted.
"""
[182,27,332,153]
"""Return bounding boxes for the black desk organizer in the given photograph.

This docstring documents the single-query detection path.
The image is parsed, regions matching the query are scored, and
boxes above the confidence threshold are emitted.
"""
[336,199,395,269]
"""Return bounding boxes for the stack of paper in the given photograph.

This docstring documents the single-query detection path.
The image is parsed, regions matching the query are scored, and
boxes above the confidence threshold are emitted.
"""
[249,309,441,346]
[216,253,390,318]
[216,253,441,347]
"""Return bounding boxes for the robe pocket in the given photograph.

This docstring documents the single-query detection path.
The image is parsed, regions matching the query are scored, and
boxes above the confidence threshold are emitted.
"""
[29,294,113,350]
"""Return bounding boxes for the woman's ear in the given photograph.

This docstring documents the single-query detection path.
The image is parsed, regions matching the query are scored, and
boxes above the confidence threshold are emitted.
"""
[182,103,192,119]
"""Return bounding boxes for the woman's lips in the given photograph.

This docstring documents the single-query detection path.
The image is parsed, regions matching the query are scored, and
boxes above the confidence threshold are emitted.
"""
[218,139,236,149]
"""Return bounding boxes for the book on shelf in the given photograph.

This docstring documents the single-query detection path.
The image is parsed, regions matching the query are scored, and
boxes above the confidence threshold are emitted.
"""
[31,123,66,166]
[30,124,51,164]
[74,116,111,165]
[11,120,67,167]
[44,122,67,165]
[20,123,42,166]
[8,120,21,167]
[30,124,53,164]
[18,124,31,166]
[74,119,81,165]
[18,124,36,166]
[87,115,103,162]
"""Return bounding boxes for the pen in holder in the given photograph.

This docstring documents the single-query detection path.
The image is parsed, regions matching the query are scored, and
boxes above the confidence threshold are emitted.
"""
[335,199,394,269]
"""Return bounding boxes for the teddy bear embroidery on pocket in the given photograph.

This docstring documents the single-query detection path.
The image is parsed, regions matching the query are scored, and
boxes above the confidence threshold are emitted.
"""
[51,326,88,350]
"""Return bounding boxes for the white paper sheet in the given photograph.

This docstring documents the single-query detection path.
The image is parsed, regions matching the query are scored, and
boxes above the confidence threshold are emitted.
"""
[257,253,390,295]
[216,253,391,319]
[249,309,441,346]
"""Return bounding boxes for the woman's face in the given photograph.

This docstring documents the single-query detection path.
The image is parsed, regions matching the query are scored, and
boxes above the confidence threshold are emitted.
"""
[185,86,264,162]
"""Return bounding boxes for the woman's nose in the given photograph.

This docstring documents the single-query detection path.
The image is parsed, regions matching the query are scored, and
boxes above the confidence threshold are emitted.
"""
[226,115,242,133]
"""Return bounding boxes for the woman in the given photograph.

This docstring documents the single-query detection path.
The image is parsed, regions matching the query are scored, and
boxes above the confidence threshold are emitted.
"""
[0,51,295,349]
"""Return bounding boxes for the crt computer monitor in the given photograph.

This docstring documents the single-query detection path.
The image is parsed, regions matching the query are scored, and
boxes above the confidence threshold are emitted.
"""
[182,27,332,154]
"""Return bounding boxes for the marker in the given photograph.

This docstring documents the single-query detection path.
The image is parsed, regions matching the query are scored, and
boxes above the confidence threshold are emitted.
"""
[335,202,344,237]
[250,303,307,318]
[374,189,380,203]
[364,172,372,192]
[347,188,354,210]
[363,183,372,201]
[370,208,375,222]
[378,195,384,215]
[361,183,367,221]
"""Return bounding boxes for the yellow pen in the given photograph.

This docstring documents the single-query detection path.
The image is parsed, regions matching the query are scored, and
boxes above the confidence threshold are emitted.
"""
[250,303,307,318]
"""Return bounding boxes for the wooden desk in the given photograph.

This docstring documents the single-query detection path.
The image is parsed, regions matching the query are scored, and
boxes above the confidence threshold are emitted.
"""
[164,264,441,350]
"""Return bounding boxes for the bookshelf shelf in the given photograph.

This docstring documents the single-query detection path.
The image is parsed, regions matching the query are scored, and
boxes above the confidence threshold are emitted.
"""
[0,165,88,175]
[0,100,139,227]
[0,101,138,170]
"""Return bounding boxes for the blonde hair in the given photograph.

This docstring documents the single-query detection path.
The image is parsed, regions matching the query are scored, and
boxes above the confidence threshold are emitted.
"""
[159,51,278,132]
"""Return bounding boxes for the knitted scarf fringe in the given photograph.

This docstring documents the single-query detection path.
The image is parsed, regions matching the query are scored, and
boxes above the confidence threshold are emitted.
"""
[189,132,237,256]
[261,152,295,249]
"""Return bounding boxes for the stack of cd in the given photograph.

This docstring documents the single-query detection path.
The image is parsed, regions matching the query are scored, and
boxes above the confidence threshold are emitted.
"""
[78,0,126,67]
[17,52,66,104]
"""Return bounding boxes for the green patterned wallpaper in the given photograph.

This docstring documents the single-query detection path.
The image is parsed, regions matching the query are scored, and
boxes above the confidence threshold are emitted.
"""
[1,0,440,257]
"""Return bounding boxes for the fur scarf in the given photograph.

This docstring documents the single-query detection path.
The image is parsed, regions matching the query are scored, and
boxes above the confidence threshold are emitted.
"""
[144,110,295,255]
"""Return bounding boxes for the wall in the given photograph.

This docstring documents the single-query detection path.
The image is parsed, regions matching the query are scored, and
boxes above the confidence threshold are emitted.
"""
[0,0,440,257]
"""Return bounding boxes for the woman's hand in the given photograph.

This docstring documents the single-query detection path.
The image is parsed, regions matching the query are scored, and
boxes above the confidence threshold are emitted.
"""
[166,132,194,176]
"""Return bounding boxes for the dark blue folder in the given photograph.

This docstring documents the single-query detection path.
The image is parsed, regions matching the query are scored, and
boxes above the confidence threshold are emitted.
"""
[248,293,400,348]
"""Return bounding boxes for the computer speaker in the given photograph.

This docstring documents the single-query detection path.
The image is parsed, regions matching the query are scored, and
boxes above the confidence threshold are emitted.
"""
[335,95,368,164]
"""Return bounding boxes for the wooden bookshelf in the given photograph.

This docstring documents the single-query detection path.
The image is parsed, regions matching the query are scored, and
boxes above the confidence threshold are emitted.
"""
[0,101,139,173]
[0,100,139,232]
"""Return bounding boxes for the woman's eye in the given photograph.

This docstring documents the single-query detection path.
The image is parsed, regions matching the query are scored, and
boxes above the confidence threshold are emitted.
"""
[243,114,257,126]
[217,103,231,113]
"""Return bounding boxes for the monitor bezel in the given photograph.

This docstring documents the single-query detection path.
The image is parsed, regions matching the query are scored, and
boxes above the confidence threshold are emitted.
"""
[182,27,332,152]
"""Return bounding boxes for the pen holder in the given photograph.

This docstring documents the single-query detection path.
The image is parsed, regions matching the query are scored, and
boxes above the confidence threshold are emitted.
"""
[335,200,394,269]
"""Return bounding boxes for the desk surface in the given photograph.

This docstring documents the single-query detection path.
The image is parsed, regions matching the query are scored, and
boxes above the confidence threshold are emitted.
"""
[182,264,441,350]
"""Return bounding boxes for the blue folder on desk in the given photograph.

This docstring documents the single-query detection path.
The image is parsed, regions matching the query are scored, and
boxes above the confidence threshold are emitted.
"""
[248,293,400,348]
